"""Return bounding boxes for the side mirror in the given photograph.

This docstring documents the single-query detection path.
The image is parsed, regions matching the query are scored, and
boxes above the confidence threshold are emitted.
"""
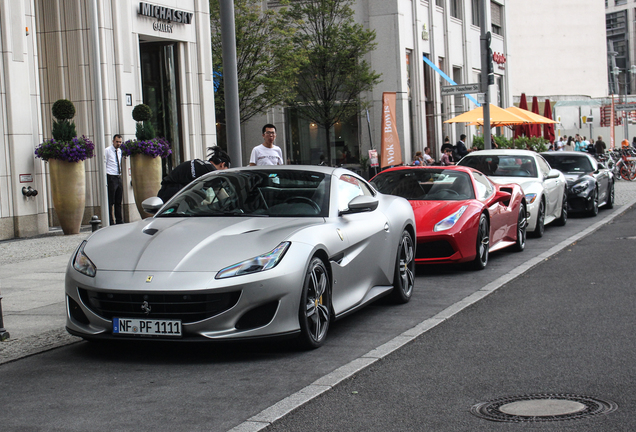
[493,190,512,205]
[546,169,561,179]
[340,195,379,215]
[142,196,164,214]
[597,162,606,170]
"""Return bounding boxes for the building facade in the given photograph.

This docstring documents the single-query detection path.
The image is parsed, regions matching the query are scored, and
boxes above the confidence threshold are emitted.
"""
[242,0,511,173]
[0,0,216,240]
[506,1,609,141]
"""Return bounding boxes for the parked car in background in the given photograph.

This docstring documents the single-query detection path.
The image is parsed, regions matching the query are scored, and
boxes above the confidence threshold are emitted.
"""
[65,166,415,349]
[541,151,614,216]
[371,166,526,270]
[457,150,568,237]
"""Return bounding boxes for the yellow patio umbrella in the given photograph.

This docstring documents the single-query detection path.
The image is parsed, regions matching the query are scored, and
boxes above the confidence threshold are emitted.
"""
[444,104,529,127]
[505,106,557,124]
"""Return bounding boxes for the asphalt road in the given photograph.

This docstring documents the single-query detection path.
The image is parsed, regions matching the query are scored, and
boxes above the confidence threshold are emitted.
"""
[265,205,636,431]
[0,203,632,432]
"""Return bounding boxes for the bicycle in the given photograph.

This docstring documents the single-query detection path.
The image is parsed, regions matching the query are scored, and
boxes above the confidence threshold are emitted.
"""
[601,148,636,181]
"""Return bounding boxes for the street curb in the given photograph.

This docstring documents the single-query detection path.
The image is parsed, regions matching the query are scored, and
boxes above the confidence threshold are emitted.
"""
[0,329,81,365]
[229,198,636,432]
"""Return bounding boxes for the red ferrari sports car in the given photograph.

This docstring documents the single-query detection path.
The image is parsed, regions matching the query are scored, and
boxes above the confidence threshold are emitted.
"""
[371,166,527,269]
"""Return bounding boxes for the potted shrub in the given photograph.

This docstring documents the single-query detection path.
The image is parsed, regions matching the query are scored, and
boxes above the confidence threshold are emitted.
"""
[34,99,94,234]
[121,104,171,218]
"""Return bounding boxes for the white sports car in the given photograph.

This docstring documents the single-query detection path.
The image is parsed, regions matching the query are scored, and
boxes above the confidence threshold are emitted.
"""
[458,150,568,237]
[65,166,416,348]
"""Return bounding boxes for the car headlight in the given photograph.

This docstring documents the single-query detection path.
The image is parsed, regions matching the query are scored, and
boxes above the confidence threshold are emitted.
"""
[572,181,591,194]
[216,242,290,279]
[73,240,96,277]
[434,205,467,232]
[525,193,537,204]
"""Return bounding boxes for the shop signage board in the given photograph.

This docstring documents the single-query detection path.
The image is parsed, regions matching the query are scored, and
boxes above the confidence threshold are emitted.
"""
[614,104,636,111]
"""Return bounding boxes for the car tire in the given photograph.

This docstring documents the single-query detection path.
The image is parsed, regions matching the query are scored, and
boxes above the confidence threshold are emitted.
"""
[512,203,527,252]
[554,191,568,226]
[531,198,545,238]
[471,213,489,270]
[298,257,331,349]
[603,181,615,209]
[390,230,415,304]
[587,188,599,217]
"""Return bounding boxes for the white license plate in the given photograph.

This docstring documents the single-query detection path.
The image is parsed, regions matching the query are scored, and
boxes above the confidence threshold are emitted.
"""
[113,318,182,337]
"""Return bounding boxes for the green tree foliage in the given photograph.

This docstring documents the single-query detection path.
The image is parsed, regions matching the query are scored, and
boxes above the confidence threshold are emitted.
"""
[210,0,304,125]
[51,99,77,142]
[282,0,381,157]
[472,135,548,152]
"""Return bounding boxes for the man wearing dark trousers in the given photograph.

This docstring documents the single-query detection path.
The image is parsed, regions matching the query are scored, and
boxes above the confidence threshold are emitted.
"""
[106,134,124,225]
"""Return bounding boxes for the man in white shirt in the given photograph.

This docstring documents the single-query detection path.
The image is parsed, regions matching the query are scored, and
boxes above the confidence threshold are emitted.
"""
[105,134,124,225]
[249,124,284,166]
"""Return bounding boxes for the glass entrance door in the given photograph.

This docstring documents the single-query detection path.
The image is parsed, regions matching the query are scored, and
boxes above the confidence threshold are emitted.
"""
[139,41,182,174]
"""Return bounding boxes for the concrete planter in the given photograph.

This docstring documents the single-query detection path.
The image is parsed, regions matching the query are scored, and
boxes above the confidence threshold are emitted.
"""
[49,159,85,235]
[130,154,162,218]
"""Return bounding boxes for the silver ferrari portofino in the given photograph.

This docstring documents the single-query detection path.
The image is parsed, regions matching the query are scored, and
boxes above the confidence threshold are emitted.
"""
[66,166,416,348]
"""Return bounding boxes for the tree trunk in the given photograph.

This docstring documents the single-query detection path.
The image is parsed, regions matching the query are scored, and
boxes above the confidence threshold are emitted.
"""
[324,124,331,166]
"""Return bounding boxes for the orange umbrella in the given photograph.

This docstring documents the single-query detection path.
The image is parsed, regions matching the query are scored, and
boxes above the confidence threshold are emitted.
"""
[505,106,557,124]
[444,104,529,127]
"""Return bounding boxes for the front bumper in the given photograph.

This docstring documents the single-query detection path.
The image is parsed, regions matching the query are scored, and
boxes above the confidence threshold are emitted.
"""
[65,252,310,342]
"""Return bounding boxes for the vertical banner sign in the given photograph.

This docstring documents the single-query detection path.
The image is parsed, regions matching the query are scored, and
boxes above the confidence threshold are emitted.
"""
[381,92,403,168]
[611,95,615,150]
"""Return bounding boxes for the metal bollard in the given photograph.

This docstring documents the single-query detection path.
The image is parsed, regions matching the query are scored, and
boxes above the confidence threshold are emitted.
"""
[90,215,101,232]
[0,295,10,341]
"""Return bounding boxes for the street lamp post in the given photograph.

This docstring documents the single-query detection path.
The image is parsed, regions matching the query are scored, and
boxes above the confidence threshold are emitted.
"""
[611,66,636,141]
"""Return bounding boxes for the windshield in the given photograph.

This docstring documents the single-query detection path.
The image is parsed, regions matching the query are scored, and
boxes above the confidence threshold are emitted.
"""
[156,169,330,217]
[458,154,538,177]
[542,155,594,173]
[371,169,475,201]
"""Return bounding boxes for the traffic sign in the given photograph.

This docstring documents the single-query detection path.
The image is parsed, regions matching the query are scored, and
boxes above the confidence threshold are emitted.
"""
[614,104,636,111]
[441,83,481,96]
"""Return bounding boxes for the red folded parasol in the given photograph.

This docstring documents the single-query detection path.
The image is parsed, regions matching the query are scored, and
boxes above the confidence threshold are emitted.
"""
[543,99,555,143]
[514,93,530,138]
[530,96,541,137]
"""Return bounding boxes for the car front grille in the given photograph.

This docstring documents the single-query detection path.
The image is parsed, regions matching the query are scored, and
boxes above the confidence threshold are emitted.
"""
[416,240,456,259]
[78,288,241,324]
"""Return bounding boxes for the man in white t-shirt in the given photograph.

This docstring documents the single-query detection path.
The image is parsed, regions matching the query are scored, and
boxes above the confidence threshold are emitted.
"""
[249,124,284,166]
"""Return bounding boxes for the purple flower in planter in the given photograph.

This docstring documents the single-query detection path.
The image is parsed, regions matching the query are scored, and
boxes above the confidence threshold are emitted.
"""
[35,135,95,162]
[121,137,172,159]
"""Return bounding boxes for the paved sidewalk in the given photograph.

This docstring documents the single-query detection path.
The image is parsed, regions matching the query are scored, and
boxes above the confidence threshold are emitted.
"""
[1,181,636,368]
[0,231,89,363]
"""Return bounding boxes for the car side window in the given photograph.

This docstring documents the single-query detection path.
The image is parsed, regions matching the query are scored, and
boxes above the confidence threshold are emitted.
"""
[536,156,551,177]
[338,174,364,212]
[471,171,494,200]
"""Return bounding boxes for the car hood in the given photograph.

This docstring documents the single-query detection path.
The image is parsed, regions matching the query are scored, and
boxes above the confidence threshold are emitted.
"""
[489,176,539,193]
[410,200,470,232]
[82,217,324,272]
[563,172,593,185]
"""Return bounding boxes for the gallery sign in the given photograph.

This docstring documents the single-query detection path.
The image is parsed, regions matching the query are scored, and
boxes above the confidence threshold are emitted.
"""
[138,2,193,33]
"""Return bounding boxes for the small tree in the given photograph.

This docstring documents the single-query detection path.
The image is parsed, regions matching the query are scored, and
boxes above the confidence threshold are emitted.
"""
[132,104,155,141]
[51,99,77,142]
[210,0,304,125]
[282,0,381,161]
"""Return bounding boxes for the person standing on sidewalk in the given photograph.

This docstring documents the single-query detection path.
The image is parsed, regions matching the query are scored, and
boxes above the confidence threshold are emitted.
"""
[249,124,284,166]
[105,134,124,225]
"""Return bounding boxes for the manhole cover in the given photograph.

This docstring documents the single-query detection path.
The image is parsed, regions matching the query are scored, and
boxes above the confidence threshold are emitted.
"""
[471,394,617,422]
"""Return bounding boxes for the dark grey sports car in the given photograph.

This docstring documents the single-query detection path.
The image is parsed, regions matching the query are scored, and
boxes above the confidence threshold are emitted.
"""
[541,151,614,216]
[66,166,416,348]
